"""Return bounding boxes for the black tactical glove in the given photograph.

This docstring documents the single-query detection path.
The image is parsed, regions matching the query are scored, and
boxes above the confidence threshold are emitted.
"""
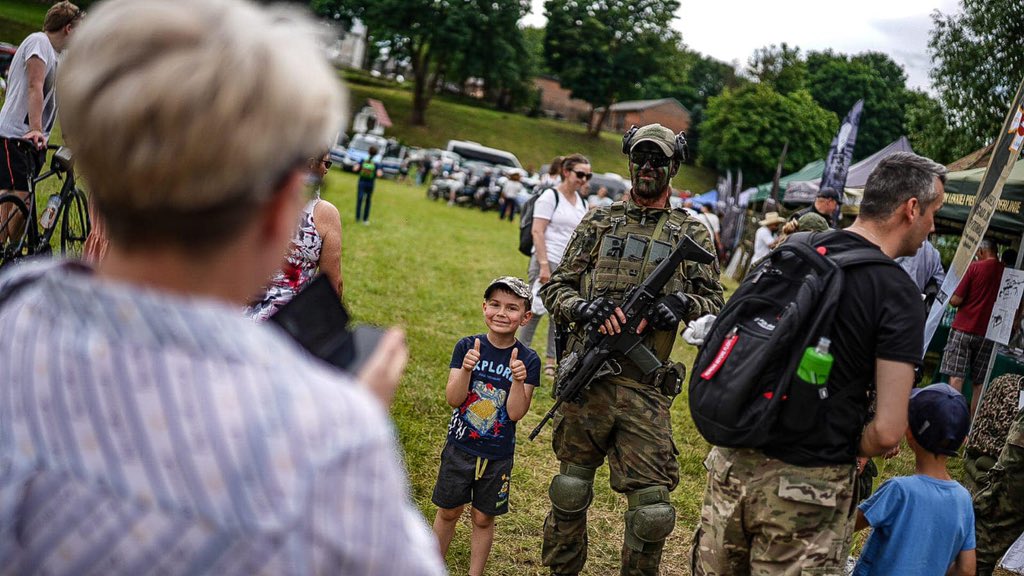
[572,297,616,325]
[646,293,690,331]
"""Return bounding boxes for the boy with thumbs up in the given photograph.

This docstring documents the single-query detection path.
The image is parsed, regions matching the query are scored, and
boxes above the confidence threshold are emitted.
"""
[432,276,541,576]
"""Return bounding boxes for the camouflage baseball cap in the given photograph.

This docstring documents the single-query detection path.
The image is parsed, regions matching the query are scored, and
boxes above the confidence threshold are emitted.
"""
[630,123,676,157]
[485,276,532,306]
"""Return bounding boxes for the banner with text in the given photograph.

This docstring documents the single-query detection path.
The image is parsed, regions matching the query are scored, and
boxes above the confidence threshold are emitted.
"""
[924,76,1024,352]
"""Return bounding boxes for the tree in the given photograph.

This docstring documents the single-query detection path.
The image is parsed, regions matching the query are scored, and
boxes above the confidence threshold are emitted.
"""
[699,84,837,184]
[929,0,1024,158]
[543,0,681,137]
[904,90,958,165]
[805,51,907,160]
[313,0,530,125]
[747,43,806,95]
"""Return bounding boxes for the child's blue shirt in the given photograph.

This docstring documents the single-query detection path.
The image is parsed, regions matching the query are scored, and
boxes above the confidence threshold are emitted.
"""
[446,335,540,460]
[854,474,975,575]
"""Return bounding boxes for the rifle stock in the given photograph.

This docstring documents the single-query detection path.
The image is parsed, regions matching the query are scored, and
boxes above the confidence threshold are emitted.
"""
[529,233,713,440]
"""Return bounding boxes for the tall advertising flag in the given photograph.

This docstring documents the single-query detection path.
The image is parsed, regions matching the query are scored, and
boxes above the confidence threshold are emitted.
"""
[924,75,1024,352]
[820,99,864,195]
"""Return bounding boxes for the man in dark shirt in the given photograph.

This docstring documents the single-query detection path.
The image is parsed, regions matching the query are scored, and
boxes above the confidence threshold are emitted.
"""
[694,152,947,576]
[940,239,1004,416]
[790,187,840,228]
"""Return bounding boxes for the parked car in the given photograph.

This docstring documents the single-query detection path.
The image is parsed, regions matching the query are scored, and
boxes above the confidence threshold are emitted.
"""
[331,132,388,172]
[446,140,522,170]
[1,42,17,84]
[587,172,631,201]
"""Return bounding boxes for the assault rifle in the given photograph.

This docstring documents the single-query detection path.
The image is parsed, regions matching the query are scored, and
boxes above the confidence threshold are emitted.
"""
[529,233,715,440]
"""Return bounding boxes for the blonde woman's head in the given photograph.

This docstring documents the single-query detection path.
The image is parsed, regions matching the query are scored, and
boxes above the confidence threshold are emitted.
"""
[58,0,345,249]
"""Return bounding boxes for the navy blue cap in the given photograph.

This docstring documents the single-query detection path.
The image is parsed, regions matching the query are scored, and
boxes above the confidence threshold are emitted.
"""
[908,383,970,456]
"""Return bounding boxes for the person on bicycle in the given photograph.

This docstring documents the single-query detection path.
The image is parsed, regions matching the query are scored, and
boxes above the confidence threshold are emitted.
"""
[0,2,81,205]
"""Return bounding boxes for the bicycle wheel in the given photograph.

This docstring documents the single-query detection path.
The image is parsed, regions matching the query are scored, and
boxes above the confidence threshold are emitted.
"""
[59,188,90,256]
[0,193,31,267]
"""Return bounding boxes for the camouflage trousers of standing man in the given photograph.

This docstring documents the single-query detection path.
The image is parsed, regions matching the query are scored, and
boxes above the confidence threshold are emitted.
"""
[692,447,856,576]
[542,377,679,576]
[973,413,1024,576]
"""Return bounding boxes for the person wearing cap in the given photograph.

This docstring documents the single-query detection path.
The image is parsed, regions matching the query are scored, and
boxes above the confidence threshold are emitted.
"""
[852,383,975,575]
[0,0,446,574]
[791,187,841,228]
[694,152,946,576]
[768,211,830,251]
[432,276,541,576]
[752,211,787,263]
[540,123,723,576]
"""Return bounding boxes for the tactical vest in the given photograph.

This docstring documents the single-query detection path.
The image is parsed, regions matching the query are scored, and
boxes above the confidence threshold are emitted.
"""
[573,201,695,385]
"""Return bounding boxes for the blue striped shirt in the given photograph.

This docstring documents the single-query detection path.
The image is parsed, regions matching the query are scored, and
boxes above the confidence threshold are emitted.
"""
[0,261,446,575]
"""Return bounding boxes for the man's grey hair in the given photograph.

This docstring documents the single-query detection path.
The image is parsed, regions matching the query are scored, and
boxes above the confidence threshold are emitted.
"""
[860,152,947,221]
[979,239,997,254]
[58,0,345,249]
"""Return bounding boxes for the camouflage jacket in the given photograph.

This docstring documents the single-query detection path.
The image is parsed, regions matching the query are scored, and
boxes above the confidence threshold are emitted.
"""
[966,373,1024,458]
[539,200,724,376]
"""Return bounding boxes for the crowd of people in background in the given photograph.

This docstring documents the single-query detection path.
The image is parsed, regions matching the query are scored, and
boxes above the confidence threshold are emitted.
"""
[2,0,1024,575]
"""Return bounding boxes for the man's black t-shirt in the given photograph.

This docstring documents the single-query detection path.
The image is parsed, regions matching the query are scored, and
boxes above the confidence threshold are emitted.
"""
[764,231,924,466]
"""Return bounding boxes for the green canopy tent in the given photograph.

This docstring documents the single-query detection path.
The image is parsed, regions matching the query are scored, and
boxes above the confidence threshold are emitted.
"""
[746,160,825,205]
[936,160,1024,242]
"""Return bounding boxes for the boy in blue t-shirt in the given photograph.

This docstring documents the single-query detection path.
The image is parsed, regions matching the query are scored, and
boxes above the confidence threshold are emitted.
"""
[431,276,541,576]
[853,383,976,576]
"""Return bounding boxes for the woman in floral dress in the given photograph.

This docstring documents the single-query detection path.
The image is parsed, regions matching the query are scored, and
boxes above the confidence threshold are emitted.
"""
[248,152,342,320]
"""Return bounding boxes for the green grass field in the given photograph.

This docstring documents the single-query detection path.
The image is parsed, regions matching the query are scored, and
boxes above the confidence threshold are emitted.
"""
[0,0,43,45]
[322,170,929,575]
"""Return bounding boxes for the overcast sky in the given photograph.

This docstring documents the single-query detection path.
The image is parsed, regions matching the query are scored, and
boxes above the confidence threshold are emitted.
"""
[523,0,962,92]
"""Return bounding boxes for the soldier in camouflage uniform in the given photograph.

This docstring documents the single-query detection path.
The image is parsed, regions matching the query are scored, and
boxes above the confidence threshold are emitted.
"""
[974,403,1024,576]
[539,123,724,576]
[963,373,1024,494]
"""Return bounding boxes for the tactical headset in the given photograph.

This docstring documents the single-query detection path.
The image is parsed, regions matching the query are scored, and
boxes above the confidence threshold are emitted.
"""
[621,124,688,164]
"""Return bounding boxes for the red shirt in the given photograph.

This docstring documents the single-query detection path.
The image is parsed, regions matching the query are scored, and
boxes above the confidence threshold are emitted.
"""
[952,257,1005,335]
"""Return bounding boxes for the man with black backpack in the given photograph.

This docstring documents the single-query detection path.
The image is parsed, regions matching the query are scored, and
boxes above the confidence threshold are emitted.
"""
[539,124,723,576]
[691,152,947,575]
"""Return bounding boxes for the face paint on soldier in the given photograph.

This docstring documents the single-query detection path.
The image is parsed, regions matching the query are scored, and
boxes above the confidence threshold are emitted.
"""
[629,142,673,200]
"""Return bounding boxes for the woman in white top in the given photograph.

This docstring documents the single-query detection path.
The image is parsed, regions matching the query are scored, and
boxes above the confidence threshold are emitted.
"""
[519,153,591,376]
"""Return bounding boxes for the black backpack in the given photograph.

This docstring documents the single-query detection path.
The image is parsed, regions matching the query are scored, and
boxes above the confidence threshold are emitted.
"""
[518,187,586,256]
[688,231,896,448]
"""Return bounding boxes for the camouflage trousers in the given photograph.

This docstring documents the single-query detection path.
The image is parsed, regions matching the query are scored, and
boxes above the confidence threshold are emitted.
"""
[542,378,679,576]
[692,447,856,576]
[974,436,1024,576]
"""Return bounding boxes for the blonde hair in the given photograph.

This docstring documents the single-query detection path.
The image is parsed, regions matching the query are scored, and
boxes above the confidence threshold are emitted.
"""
[57,0,345,248]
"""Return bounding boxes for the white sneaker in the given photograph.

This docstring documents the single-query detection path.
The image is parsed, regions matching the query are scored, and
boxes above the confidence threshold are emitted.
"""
[362,220,370,225]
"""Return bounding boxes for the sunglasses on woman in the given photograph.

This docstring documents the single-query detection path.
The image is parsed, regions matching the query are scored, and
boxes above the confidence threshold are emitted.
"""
[573,170,593,181]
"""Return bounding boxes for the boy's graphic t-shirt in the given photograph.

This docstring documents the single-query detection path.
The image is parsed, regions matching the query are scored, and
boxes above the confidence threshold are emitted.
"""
[447,335,540,460]
[854,474,975,576]
[359,160,378,182]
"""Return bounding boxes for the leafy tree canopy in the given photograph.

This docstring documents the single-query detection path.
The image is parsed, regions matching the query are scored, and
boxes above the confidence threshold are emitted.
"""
[747,43,806,95]
[805,50,907,161]
[543,0,681,136]
[699,84,837,184]
[929,0,1024,159]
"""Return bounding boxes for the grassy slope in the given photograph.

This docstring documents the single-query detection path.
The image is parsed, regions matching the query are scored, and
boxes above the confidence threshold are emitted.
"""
[0,0,44,44]
[346,81,717,194]
[324,171,924,575]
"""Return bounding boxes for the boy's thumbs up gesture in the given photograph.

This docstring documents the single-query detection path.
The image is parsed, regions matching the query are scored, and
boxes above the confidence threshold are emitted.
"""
[462,338,482,372]
[509,346,527,385]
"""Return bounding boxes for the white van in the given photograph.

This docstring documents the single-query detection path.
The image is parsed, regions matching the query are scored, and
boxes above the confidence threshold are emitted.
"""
[446,140,522,170]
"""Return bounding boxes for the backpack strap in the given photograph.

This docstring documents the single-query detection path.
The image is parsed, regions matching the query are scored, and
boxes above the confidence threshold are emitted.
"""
[789,230,899,269]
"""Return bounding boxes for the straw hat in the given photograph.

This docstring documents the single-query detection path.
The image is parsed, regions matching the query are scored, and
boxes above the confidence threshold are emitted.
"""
[758,212,787,226]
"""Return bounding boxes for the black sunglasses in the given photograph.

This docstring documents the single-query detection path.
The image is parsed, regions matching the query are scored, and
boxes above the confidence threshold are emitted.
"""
[630,151,671,168]
[321,159,333,169]
[573,170,593,181]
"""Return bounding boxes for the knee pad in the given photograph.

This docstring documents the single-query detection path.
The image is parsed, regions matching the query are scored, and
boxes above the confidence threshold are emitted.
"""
[548,462,596,516]
[624,486,676,552]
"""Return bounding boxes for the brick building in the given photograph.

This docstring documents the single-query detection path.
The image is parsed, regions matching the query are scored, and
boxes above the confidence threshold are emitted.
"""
[532,76,592,122]
[595,98,691,134]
